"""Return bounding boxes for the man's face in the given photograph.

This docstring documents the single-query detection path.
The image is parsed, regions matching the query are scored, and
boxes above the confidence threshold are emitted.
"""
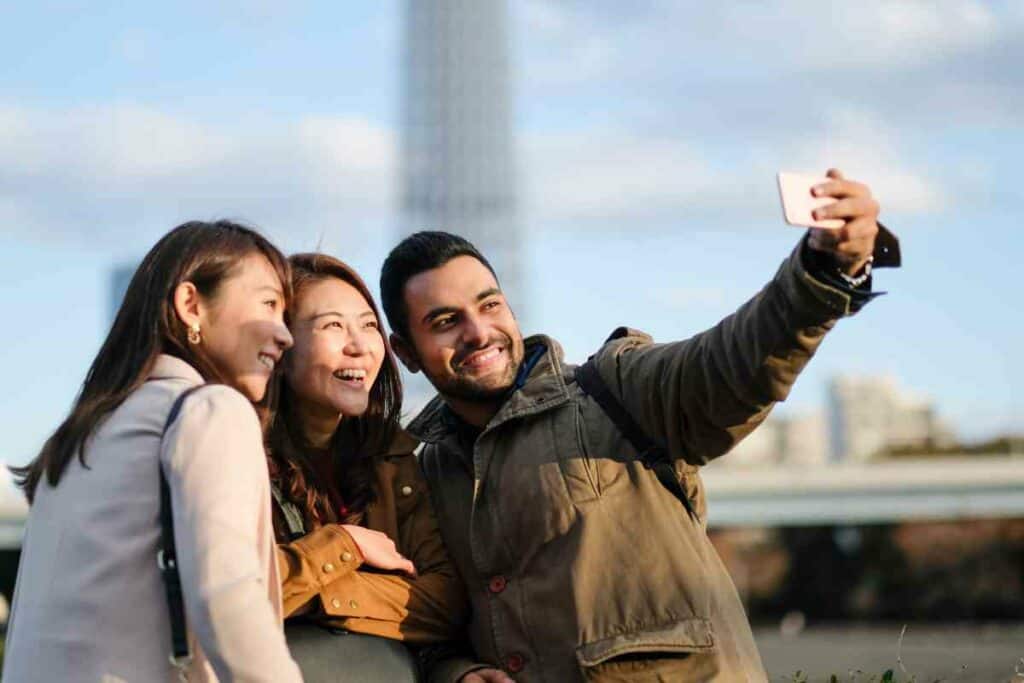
[397,255,524,402]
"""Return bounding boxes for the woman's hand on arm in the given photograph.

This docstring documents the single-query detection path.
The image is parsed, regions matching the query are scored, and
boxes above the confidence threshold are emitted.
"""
[341,524,417,577]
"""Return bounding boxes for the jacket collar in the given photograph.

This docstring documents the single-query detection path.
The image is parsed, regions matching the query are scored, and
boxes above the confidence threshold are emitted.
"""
[147,354,205,386]
[406,334,573,444]
[384,429,420,457]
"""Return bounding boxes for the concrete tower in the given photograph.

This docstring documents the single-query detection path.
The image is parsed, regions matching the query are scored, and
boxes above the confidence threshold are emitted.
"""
[399,0,522,311]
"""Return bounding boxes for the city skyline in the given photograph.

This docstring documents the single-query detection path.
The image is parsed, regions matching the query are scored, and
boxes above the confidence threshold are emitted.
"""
[725,372,967,468]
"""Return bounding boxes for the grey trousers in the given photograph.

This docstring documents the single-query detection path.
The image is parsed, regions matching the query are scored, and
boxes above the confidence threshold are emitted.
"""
[285,621,420,683]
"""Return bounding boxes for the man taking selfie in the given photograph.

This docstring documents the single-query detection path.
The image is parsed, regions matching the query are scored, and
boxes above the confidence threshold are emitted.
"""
[381,170,900,682]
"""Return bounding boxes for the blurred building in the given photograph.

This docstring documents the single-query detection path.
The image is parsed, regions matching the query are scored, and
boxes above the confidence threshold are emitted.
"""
[779,411,830,466]
[828,375,956,462]
[725,420,782,467]
[724,411,829,467]
[399,0,522,311]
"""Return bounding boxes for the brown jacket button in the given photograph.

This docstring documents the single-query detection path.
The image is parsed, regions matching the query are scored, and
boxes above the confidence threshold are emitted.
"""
[506,653,525,673]
[488,575,507,594]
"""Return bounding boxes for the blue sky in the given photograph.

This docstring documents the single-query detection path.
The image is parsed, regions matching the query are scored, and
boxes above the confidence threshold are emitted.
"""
[1,1,1021,465]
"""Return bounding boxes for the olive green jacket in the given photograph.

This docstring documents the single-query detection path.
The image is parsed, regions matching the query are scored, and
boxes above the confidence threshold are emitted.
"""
[408,240,888,682]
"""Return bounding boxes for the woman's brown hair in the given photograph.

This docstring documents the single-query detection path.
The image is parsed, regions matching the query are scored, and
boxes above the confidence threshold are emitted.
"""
[266,253,403,531]
[12,220,292,502]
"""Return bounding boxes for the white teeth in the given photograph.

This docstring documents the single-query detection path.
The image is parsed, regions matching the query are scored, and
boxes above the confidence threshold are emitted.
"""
[258,354,275,370]
[464,348,500,367]
[334,368,367,381]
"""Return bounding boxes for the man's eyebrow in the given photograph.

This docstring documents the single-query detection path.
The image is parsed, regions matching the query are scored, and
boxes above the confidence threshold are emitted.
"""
[421,288,503,325]
[476,287,502,302]
[422,306,459,325]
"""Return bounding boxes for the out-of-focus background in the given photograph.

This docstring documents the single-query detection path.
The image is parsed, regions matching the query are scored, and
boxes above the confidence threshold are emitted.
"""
[1,1,1021,679]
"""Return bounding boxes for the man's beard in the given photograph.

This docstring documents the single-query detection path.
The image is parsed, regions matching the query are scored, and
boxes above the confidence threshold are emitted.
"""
[426,332,524,403]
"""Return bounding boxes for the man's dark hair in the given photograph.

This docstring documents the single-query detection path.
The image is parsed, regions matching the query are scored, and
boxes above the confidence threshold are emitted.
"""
[380,231,498,339]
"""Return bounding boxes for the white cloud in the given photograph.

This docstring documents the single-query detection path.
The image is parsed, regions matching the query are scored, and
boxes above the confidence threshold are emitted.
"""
[525,129,719,221]
[524,112,942,227]
[712,0,1001,71]
[0,104,395,253]
[759,108,945,215]
[522,1,1009,84]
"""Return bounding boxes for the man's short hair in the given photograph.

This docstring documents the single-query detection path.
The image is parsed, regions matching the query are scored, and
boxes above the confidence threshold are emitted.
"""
[380,231,498,339]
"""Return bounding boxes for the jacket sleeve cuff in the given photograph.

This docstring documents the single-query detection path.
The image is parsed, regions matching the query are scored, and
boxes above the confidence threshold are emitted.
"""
[799,238,880,314]
[282,524,364,588]
[790,222,901,316]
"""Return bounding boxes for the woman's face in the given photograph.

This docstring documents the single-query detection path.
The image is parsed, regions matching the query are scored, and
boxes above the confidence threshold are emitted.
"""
[286,277,386,419]
[199,253,293,402]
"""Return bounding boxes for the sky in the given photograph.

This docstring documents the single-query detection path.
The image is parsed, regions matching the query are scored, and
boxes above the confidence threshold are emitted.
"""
[0,0,1021,466]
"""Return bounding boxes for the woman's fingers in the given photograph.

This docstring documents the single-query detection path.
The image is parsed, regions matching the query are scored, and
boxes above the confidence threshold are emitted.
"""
[340,523,416,576]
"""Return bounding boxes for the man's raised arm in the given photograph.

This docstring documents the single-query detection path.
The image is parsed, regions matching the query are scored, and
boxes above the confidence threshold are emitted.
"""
[590,169,899,466]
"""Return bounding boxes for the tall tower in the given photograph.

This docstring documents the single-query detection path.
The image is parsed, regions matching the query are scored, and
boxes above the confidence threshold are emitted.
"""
[399,0,522,311]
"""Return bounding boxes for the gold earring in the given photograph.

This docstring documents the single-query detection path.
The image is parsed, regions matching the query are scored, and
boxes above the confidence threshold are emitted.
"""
[187,322,202,345]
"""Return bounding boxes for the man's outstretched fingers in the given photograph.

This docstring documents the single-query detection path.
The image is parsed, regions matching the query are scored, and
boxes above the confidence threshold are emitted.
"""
[813,179,870,200]
[813,198,859,221]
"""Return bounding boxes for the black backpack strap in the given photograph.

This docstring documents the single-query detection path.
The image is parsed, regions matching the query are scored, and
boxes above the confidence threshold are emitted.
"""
[159,385,206,675]
[574,360,698,521]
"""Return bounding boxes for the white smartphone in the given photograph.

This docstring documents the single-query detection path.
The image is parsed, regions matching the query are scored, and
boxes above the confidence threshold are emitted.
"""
[777,172,843,229]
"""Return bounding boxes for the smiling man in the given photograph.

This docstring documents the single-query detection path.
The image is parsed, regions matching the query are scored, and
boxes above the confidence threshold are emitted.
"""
[381,170,900,683]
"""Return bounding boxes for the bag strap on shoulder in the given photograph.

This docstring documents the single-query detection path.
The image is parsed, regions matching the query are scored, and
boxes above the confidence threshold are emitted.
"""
[574,360,698,521]
[159,384,206,677]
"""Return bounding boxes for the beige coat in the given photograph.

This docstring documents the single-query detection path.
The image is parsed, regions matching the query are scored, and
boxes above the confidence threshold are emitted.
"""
[3,355,301,682]
[409,242,877,682]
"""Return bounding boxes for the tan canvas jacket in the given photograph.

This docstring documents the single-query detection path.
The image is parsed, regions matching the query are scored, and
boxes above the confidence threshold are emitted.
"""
[274,430,469,645]
[407,239,896,682]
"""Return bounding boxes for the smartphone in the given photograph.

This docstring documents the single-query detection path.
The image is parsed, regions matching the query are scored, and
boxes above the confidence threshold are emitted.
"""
[777,172,843,229]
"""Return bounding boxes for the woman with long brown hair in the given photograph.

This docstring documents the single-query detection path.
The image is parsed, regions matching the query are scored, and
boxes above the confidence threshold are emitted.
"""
[268,253,474,681]
[4,220,302,682]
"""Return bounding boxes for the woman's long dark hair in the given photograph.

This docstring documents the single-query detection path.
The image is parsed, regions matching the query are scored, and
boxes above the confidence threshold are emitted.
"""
[266,253,403,530]
[12,220,291,503]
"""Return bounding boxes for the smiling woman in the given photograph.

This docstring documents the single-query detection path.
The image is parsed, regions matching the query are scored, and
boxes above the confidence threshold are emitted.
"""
[3,220,302,682]
[266,252,472,682]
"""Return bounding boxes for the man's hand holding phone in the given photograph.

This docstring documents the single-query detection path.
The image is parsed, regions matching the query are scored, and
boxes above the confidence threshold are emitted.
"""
[779,168,880,276]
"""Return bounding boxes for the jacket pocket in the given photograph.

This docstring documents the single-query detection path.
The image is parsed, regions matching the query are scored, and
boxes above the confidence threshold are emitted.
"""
[576,618,715,666]
[547,402,602,504]
[576,618,719,681]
